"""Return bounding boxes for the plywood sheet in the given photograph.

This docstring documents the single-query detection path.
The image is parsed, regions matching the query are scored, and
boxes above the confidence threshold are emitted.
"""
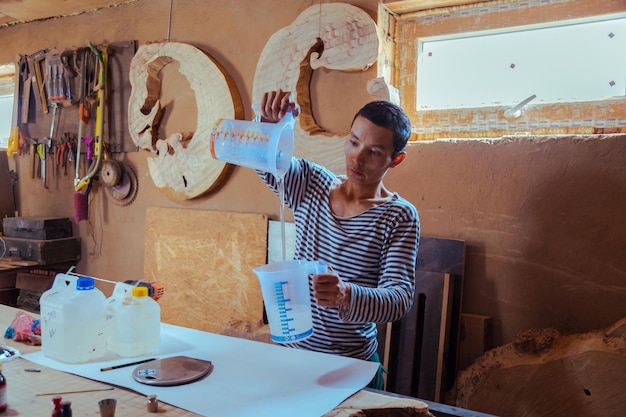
[144,208,268,336]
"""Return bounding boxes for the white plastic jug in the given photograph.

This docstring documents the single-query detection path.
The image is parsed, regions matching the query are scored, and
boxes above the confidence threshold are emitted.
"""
[253,260,326,343]
[210,108,295,177]
[106,282,161,357]
[40,274,107,363]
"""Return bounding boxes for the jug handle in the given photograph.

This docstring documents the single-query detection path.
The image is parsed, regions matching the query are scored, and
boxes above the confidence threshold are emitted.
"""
[308,260,329,276]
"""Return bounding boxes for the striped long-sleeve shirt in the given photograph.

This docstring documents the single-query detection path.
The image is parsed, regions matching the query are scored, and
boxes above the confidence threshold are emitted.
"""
[258,158,420,360]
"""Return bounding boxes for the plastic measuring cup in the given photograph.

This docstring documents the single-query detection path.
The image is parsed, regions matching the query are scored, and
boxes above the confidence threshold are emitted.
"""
[209,109,295,177]
[253,260,326,343]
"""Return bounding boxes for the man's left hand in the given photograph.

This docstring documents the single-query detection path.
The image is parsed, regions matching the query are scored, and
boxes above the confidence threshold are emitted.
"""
[313,272,351,307]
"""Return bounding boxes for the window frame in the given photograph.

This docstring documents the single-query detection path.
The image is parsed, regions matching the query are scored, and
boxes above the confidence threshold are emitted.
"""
[386,0,626,140]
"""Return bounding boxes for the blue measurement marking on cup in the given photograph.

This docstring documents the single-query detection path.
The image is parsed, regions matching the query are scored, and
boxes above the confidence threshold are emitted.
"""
[274,280,295,335]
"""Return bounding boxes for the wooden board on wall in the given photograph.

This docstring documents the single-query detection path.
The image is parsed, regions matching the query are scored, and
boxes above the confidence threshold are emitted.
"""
[144,208,268,336]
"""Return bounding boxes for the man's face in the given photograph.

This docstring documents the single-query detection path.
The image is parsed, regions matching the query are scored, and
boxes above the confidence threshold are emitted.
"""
[344,116,399,186]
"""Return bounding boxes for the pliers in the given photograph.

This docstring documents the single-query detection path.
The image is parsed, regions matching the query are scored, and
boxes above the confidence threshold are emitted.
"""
[56,139,68,176]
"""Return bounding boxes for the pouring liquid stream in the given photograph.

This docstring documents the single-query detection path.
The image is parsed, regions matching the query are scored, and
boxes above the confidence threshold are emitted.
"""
[278,177,287,261]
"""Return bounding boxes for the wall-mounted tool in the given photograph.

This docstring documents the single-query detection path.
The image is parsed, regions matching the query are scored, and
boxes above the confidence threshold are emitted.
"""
[34,101,59,187]
[36,139,50,188]
[74,48,90,188]
[45,50,72,105]
[60,49,77,103]
[18,55,31,125]
[27,49,48,114]
[7,56,21,157]
[104,162,139,207]
[56,138,68,177]
[30,139,37,179]
[75,41,107,193]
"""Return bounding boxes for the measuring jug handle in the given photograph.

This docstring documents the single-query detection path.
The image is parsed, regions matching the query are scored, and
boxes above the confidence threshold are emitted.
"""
[307,260,329,276]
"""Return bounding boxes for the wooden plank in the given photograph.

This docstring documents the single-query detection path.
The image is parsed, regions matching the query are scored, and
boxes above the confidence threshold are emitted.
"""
[385,0,485,15]
[435,273,452,401]
[458,313,492,371]
[144,208,269,339]
[0,0,127,22]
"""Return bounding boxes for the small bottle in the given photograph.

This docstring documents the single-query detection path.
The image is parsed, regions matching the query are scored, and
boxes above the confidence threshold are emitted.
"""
[51,395,63,417]
[60,400,72,417]
[0,362,7,413]
[147,394,158,412]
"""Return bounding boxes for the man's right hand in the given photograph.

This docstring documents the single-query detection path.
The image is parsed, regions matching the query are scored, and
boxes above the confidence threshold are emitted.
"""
[261,89,299,123]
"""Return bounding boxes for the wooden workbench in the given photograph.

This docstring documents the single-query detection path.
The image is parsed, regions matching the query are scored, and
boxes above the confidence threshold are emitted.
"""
[0,304,434,416]
[1,305,200,416]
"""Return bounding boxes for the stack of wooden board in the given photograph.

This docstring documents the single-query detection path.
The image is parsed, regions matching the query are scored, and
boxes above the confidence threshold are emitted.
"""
[15,270,57,312]
[1,217,79,308]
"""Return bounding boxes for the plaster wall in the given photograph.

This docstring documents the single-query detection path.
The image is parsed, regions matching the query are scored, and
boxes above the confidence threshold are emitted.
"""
[0,0,624,348]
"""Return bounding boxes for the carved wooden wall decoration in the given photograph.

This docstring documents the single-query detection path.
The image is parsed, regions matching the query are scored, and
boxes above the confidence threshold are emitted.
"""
[128,42,242,200]
[252,3,380,174]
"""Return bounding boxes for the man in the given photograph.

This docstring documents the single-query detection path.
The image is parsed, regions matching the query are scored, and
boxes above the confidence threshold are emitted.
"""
[258,90,420,389]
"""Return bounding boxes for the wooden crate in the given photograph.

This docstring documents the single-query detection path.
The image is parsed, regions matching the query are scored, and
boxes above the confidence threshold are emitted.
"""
[2,217,72,240]
[15,272,55,293]
[1,237,80,265]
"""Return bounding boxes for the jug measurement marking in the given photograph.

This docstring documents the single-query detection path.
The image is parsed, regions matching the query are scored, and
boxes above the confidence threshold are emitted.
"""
[274,280,297,335]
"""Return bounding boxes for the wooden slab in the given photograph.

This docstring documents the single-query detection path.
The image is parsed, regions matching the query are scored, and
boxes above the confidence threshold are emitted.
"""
[144,208,268,337]
[325,390,432,416]
[454,321,626,417]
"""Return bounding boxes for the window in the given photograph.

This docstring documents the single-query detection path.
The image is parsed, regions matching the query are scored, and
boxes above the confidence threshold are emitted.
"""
[417,16,626,109]
[385,0,626,140]
[0,64,15,150]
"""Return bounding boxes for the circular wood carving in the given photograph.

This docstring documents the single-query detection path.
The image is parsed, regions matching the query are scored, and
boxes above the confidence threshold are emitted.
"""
[252,3,380,174]
[128,42,242,200]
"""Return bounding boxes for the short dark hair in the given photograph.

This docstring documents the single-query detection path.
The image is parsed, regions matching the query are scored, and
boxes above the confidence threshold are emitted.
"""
[352,101,412,156]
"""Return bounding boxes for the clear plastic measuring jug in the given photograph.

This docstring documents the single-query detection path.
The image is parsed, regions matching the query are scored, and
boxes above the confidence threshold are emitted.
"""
[209,108,295,178]
[253,260,326,343]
